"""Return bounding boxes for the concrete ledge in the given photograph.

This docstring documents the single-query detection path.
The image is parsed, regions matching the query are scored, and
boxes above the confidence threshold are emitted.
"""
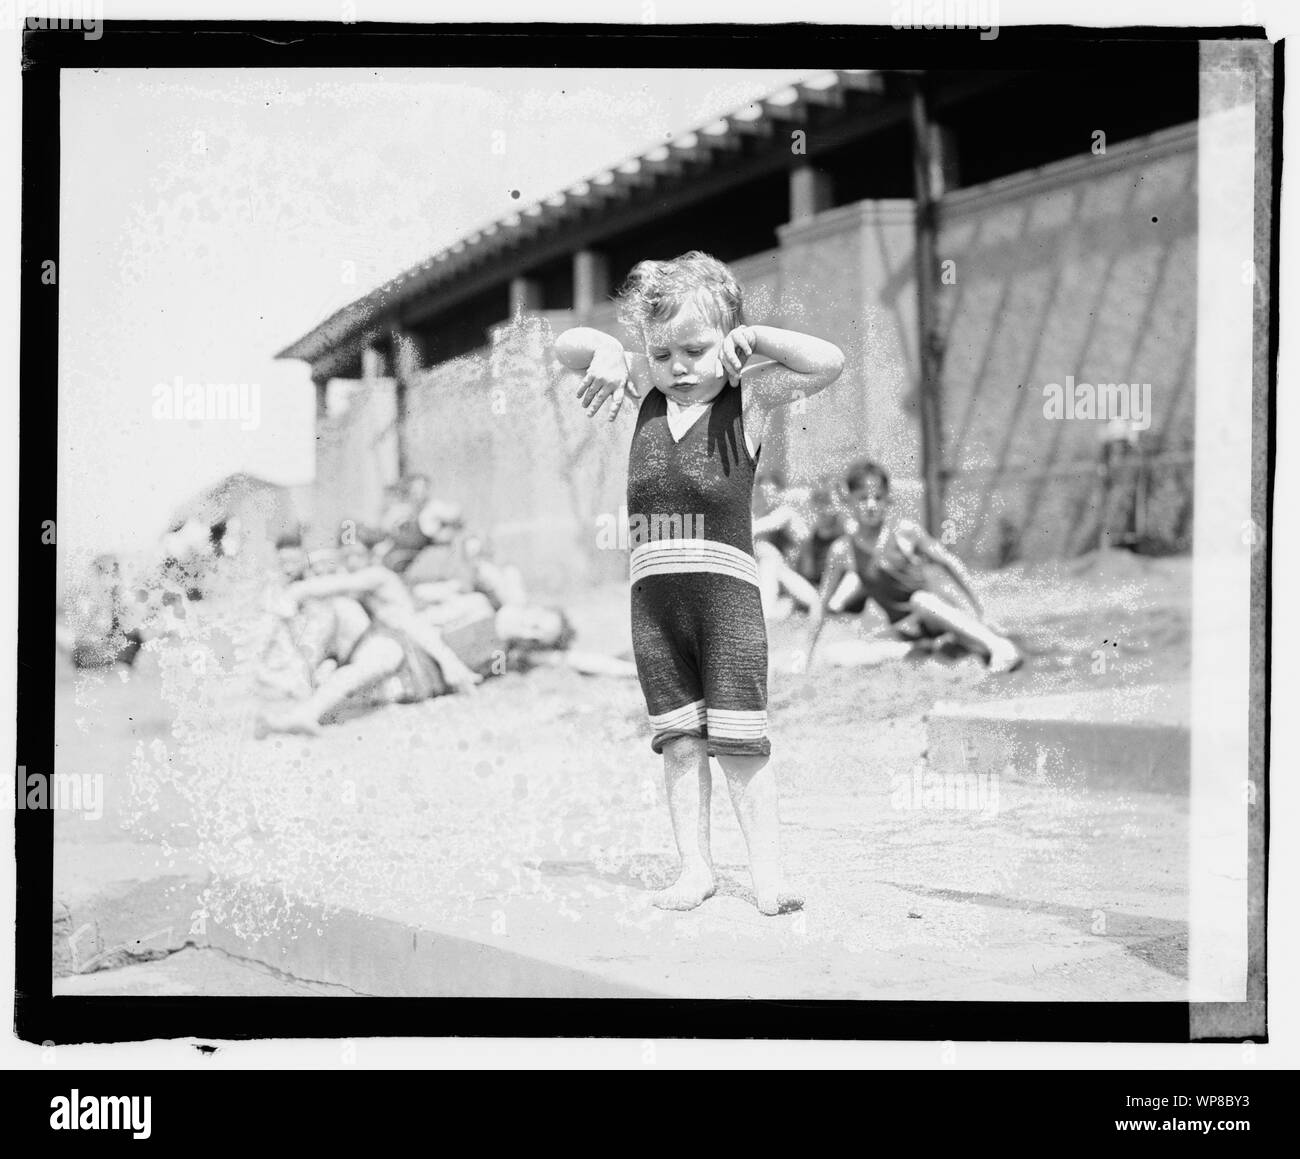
[925,683,1190,794]
[54,857,662,997]
[54,876,206,977]
[203,885,663,999]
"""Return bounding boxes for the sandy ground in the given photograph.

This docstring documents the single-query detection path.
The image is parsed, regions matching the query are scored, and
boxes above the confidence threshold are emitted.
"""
[53,549,1192,999]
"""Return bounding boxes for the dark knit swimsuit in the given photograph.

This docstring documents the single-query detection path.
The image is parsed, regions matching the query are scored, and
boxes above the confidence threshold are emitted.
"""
[850,532,927,624]
[627,384,770,758]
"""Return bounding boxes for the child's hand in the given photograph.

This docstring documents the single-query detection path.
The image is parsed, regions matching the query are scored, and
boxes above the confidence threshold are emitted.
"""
[719,325,757,388]
[576,341,639,421]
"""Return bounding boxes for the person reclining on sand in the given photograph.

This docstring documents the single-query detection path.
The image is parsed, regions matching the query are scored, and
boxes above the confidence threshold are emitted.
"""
[256,537,366,698]
[255,540,480,736]
[802,459,1022,673]
[287,536,481,673]
[420,590,638,679]
[256,551,636,736]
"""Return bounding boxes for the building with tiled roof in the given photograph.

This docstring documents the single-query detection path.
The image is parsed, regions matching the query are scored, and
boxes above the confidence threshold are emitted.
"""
[279,65,1199,586]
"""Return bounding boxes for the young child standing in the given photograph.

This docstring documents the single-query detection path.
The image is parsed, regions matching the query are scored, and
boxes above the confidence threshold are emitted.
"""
[554,251,844,915]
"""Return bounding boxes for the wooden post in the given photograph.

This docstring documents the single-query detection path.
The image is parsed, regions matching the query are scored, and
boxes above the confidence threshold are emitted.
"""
[509,275,543,318]
[908,75,946,536]
[573,249,610,315]
[789,164,834,224]
[390,327,422,479]
[361,343,387,381]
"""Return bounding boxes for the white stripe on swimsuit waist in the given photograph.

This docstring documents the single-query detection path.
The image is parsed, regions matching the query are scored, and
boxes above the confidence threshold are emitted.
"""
[648,699,706,732]
[706,707,768,739]
[629,538,759,587]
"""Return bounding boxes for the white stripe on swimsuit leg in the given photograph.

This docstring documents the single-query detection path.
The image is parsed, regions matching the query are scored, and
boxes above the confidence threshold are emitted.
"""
[629,538,760,587]
[706,707,769,739]
[648,699,706,732]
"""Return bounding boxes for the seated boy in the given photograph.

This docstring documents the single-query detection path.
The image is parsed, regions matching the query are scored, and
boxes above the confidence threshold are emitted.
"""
[792,486,849,589]
[803,460,1022,673]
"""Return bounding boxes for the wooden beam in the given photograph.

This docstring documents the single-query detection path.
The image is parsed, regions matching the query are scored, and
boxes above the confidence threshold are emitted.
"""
[613,159,656,188]
[641,145,686,178]
[908,74,946,536]
[393,97,915,333]
[727,112,773,137]
[761,87,810,123]
[797,76,845,109]
[667,133,709,164]
[284,73,1021,365]
[836,70,886,94]
[698,119,744,152]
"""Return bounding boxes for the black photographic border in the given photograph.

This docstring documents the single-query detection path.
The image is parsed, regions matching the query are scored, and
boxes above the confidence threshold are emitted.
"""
[15,19,1276,1046]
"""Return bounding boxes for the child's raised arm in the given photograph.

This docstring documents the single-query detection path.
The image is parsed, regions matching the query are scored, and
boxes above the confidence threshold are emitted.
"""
[723,325,846,452]
[722,325,845,401]
[554,327,648,422]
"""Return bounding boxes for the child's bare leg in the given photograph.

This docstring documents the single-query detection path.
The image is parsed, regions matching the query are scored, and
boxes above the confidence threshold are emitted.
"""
[717,752,803,915]
[653,736,716,911]
[908,591,1022,671]
[828,571,864,614]
[777,563,821,612]
[257,636,403,736]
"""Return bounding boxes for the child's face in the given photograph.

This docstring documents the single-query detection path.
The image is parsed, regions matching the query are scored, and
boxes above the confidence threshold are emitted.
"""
[643,300,728,406]
[811,499,840,533]
[849,477,890,531]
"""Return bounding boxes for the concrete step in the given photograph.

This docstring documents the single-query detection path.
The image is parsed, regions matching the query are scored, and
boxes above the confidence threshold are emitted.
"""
[924,683,1190,794]
[53,842,209,976]
[54,844,661,997]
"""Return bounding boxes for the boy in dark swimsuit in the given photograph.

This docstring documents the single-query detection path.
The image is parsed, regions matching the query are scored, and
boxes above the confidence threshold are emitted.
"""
[803,460,1022,673]
[793,486,849,589]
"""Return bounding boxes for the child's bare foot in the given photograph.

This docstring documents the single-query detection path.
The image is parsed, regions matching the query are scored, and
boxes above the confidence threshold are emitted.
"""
[987,640,1023,673]
[652,860,716,911]
[750,863,804,915]
[754,883,804,916]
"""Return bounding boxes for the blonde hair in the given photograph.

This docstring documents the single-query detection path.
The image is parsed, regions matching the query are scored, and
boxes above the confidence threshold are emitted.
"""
[615,250,744,338]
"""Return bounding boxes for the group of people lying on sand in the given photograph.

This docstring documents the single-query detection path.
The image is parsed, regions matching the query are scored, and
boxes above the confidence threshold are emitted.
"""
[255,477,633,737]
[753,458,1023,674]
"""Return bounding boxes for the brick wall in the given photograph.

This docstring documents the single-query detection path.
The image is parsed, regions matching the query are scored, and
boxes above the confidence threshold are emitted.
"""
[936,122,1198,562]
